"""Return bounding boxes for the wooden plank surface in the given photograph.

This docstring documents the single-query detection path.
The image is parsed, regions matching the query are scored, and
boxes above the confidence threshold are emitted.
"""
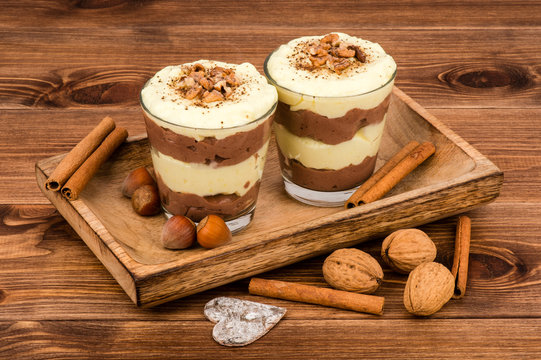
[1,28,539,109]
[1,0,540,358]
[1,0,540,28]
[1,319,540,359]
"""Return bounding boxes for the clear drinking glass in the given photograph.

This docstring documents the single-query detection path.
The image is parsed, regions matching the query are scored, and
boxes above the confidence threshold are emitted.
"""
[264,53,396,207]
[141,85,276,233]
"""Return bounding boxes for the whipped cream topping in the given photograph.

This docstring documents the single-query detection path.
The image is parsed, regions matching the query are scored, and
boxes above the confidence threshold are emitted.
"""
[265,33,396,97]
[141,60,277,129]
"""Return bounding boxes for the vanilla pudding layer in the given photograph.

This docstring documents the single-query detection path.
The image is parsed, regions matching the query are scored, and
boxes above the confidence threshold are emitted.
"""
[151,142,269,198]
[275,119,385,171]
[274,79,394,119]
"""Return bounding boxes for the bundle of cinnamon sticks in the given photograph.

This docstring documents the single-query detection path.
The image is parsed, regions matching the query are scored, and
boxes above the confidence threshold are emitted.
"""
[345,140,436,208]
[45,116,128,201]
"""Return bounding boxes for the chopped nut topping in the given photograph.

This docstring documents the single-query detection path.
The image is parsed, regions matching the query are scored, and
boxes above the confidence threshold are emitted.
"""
[169,63,241,103]
[202,89,224,103]
[297,34,367,74]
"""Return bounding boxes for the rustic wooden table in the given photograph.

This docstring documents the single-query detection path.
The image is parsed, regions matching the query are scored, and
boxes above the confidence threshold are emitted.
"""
[1,1,540,358]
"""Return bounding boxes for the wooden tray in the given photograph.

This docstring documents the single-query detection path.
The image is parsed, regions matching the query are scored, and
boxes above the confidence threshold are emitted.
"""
[35,87,503,307]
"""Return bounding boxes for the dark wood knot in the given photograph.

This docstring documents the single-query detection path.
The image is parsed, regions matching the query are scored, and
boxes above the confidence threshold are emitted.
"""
[0,289,6,304]
[468,246,528,288]
[439,62,535,93]
[37,68,153,107]
[71,0,129,9]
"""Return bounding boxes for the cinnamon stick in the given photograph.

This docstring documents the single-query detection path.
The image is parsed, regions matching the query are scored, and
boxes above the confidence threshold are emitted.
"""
[248,278,384,315]
[451,215,471,299]
[356,141,436,205]
[61,126,128,200]
[46,116,116,191]
[345,140,420,208]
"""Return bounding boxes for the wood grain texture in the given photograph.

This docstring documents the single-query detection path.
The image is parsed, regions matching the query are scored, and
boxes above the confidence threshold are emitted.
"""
[1,28,539,109]
[1,0,540,357]
[1,0,540,28]
[0,319,540,359]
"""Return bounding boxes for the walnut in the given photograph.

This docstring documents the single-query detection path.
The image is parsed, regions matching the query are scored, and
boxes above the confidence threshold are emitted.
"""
[332,58,351,74]
[322,248,383,294]
[199,77,214,91]
[335,46,355,58]
[404,262,454,316]
[214,79,227,91]
[225,73,240,87]
[202,90,224,103]
[192,63,205,72]
[178,76,195,89]
[310,55,328,67]
[381,229,437,274]
[351,45,367,63]
[321,33,339,45]
[184,85,203,100]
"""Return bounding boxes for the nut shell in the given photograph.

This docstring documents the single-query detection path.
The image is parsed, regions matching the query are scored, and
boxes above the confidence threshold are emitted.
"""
[196,215,232,249]
[122,167,156,198]
[131,184,161,216]
[161,215,196,249]
[381,229,437,274]
[322,248,383,294]
[403,262,454,316]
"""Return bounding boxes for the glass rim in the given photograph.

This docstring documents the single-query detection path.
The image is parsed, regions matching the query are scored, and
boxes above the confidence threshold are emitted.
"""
[263,46,397,99]
[139,79,278,131]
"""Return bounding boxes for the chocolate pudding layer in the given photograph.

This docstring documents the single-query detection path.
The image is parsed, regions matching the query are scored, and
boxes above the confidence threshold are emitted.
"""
[279,152,377,191]
[144,112,273,166]
[275,94,390,145]
[157,174,260,222]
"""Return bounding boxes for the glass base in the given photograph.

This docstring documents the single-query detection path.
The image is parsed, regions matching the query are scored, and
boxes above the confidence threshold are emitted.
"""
[162,204,255,234]
[282,176,358,207]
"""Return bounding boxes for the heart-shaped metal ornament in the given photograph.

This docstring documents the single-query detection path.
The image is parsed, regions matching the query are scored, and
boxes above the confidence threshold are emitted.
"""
[204,297,287,347]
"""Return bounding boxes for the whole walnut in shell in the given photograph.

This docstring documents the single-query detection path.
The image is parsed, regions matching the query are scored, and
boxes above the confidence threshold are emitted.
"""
[381,229,437,274]
[323,248,383,294]
[404,262,454,316]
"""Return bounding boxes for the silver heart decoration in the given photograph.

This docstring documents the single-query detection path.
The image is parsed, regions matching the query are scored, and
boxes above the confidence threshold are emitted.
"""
[204,297,287,347]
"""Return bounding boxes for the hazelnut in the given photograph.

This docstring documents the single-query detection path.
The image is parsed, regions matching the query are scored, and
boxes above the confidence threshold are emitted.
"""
[131,184,161,216]
[122,167,156,198]
[160,215,196,249]
[196,215,232,249]
[381,229,437,274]
[323,248,383,294]
[404,262,454,316]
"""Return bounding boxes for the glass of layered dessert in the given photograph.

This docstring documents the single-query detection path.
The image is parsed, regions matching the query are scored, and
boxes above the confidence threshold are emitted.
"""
[140,60,277,232]
[264,33,396,206]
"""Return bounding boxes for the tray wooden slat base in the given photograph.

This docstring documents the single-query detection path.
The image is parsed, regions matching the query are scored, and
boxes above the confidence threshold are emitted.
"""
[35,87,503,307]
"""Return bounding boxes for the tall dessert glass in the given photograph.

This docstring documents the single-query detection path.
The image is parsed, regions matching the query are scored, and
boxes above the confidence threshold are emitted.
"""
[140,60,277,233]
[264,33,396,207]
